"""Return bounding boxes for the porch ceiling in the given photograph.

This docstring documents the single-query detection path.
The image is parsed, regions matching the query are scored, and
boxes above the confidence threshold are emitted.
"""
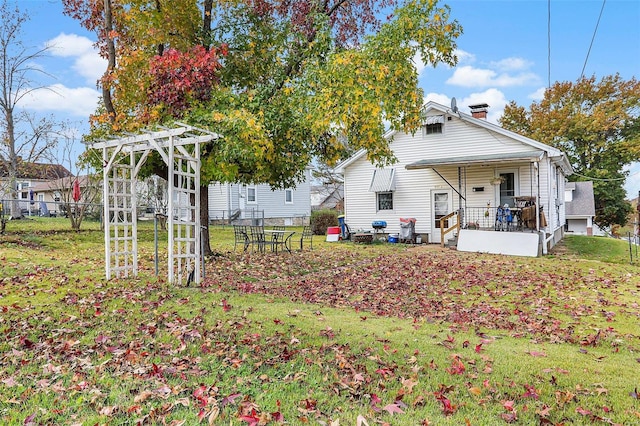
[405,150,544,170]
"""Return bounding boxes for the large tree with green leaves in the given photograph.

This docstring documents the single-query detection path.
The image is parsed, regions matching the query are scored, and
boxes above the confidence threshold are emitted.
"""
[500,74,640,229]
[63,0,462,251]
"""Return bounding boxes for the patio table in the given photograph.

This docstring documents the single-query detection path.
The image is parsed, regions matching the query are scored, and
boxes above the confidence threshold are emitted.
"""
[264,229,296,253]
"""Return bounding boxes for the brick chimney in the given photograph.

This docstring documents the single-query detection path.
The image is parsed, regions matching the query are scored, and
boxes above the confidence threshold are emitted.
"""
[469,103,489,120]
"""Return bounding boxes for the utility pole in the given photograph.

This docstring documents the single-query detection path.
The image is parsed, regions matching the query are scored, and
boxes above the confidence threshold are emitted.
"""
[637,190,640,237]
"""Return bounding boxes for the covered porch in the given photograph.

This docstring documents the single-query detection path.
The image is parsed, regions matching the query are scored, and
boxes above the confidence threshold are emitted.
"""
[405,151,555,256]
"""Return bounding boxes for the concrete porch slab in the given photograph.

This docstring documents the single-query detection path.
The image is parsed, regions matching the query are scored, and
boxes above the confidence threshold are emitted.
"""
[456,229,541,257]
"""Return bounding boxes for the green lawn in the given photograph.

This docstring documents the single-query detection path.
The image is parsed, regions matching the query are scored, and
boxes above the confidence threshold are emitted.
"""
[0,218,639,425]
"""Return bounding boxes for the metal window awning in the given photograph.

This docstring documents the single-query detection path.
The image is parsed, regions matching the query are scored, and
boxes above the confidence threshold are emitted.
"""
[369,168,396,192]
[423,114,445,125]
[405,150,544,170]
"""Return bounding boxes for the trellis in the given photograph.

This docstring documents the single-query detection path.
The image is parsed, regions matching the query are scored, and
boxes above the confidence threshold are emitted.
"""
[87,123,218,285]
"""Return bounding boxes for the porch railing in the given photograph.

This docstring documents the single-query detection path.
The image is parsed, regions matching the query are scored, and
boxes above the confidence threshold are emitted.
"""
[460,206,539,232]
[439,210,461,247]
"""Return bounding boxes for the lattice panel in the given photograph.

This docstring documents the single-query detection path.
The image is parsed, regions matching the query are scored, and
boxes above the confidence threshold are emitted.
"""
[105,162,137,278]
[169,152,200,285]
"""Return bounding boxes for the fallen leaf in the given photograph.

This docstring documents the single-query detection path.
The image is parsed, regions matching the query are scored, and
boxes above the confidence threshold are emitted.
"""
[576,407,591,416]
[383,403,404,415]
[502,400,515,412]
[356,415,369,426]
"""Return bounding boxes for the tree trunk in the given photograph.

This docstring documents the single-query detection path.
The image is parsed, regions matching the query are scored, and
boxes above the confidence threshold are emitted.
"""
[202,0,213,49]
[200,184,212,255]
[103,0,116,122]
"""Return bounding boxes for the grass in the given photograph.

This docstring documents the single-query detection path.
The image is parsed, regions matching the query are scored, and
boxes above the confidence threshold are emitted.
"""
[0,217,639,425]
[558,234,639,264]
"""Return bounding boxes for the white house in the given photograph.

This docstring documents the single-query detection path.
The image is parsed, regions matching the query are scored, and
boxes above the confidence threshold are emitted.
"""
[208,168,312,226]
[336,101,573,256]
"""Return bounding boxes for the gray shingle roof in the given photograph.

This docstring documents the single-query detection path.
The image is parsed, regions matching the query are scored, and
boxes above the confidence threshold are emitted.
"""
[565,181,595,217]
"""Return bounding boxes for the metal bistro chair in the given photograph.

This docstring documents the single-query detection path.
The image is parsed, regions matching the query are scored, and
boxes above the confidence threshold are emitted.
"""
[233,225,250,251]
[299,225,313,250]
[269,226,286,253]
[249,225,268,253]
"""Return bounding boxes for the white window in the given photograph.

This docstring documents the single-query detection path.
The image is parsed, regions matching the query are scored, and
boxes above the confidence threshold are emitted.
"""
[285,189,293,204]
[247,186,257,204]
[377,192,393,211]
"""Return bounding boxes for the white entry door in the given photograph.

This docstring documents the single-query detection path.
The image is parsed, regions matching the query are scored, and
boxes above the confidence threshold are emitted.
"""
[431,190,453,244]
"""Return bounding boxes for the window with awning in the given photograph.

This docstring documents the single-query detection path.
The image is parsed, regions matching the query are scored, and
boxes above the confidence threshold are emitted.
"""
[423,114,444,135]
[369,168,396,192]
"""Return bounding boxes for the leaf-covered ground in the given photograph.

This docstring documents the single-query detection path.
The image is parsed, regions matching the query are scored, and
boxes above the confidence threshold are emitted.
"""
[206,245,639,345]
[1,227,639,425]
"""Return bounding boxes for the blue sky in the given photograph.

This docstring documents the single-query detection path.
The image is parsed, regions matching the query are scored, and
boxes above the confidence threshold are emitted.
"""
[10,0,640,198]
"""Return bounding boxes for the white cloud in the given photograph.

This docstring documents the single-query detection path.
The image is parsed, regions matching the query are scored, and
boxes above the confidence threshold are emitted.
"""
[45,33,106,85]
[460,89,509,124]
[46,33,95,57]
[489,57,533,72]
[412,51,427,75]
[423,92,452,106]
[447,66,497,87]
[528,87,546,101]
[454,49,475,65]
[19,84,100,118]
[446,65,540,88]
[72,53,106,86]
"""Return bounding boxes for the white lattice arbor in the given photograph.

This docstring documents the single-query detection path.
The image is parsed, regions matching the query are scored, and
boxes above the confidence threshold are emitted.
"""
[87,123,218,285]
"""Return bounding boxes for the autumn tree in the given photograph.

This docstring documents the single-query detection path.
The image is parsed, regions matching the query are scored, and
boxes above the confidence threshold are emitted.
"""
[0,0,58,219]
[500,74,640,229]
[63,0,462,253]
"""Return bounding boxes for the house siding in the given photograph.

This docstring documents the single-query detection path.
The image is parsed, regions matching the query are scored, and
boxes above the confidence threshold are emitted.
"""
[207,169,311,223]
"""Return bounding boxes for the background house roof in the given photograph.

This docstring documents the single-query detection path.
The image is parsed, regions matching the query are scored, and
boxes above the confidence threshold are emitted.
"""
[565,181,596,217]
[30,175,92,192]
[0,160,72,180]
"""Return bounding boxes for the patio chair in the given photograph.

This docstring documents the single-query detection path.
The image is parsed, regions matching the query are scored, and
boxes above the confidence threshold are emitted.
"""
[249,225,268,253]
[233,225,250,251]
[299,225,313,250]
[268,225,287,253]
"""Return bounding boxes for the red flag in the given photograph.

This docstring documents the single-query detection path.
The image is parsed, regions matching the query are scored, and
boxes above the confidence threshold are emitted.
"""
[72,179,81,202]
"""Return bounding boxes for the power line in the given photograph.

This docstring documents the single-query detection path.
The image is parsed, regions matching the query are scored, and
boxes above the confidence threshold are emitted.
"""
[571,170,637,182]
[581,0,606,79]
[547,0,551,89]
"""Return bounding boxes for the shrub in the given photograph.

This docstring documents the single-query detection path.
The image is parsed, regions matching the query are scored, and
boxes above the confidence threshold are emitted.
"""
[311,209,339,235]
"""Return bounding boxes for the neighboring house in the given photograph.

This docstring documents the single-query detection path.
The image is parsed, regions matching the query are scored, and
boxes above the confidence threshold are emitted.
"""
[0,160,73,214]
[30,175,97,216]
[336,101,573,256]
[564,181,601,236]
[208,168,312,226]
[311,184,344,211]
